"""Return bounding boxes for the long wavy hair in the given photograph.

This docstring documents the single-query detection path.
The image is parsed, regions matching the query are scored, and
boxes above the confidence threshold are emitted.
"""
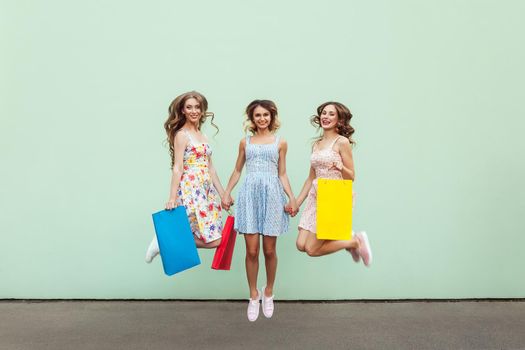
[164,91,218,168]
[244,99,281,134]
[311,101,355,145]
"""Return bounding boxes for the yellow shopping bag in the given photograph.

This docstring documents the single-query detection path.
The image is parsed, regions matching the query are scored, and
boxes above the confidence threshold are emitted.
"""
[316,179,353,240]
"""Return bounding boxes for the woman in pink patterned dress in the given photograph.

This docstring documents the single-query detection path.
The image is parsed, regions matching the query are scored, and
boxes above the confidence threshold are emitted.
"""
[145,91,225,263]
[295,102,373,266]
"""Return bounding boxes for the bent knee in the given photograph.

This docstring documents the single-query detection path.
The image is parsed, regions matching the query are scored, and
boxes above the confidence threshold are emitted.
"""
[296,241,306,252]
[305,246,318,257]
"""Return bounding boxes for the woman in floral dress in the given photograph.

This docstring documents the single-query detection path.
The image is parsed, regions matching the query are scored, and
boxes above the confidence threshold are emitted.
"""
[295,102,373,266]
[145,91,225,262]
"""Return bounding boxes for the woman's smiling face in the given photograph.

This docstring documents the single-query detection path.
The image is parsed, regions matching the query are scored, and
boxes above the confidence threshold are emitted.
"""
[320,104,338,130]
[252,105,271,131]
[182,98,201,123]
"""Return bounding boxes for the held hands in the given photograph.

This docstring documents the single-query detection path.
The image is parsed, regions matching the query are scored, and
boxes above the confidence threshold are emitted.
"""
[165,197,177,210]
[221,193,234,211]
[285,199,299,217]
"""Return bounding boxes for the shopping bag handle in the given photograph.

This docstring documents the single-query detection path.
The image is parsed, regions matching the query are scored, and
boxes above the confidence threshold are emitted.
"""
[319,179,352,186]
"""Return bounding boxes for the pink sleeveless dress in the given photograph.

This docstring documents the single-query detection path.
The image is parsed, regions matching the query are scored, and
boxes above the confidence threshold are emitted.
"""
[298,137,346,234]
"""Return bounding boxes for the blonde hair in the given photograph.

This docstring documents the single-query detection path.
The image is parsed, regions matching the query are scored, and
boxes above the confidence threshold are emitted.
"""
[243,99,280,134]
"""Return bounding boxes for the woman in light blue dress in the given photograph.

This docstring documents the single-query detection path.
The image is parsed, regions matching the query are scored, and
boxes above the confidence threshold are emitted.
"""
[222,100,297,322]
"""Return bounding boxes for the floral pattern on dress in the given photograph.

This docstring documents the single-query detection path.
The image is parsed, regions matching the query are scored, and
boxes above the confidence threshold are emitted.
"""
[176,140,222,243]
[298,137,354,234]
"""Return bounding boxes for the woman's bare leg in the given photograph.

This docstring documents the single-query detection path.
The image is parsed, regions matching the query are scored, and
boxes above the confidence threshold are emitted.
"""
[296,228,312,252]
[262,236,277,296]
[303,230,324,256]
[194,237,221,249]
[308,239,359,257]
[244,234,260,299]
[304,231,359,257]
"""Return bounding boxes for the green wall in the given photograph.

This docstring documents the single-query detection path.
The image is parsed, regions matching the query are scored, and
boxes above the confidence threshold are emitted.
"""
[1,0,524,299]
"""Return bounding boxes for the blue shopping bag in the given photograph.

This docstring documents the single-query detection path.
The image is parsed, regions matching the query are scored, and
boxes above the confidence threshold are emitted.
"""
[152,206,201,276]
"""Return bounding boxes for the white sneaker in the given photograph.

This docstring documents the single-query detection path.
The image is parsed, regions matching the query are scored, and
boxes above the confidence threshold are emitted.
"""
[247,290,261,322]
[261,286,275,318]
[145,237,160,263]
[356,231,372,267]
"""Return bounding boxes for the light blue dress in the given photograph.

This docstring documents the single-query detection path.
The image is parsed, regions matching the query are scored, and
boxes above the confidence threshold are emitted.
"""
[235,135,289,236]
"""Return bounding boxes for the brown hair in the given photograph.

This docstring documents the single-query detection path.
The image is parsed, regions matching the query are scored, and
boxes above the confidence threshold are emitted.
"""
[244,99,281,134]
[164,91,218,168]
[311,101,355,145]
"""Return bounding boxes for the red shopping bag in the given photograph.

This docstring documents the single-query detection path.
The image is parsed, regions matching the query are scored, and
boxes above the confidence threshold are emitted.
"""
[211,214,237,270]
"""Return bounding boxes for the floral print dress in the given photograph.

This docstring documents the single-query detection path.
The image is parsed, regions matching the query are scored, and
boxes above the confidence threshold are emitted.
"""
[176,130,222,243]
[298,136,351,234]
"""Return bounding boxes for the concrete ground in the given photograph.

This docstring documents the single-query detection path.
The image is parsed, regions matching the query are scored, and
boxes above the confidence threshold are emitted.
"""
[1,300,524,350]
